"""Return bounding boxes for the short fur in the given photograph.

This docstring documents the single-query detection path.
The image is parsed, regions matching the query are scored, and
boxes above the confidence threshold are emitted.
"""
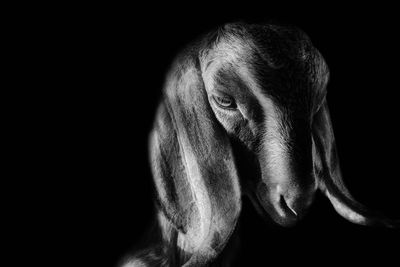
[123,22,399,267]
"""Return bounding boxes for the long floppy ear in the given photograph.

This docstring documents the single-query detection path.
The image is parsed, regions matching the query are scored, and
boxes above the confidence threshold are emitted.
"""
[313,100,399,228]
[149,54,241,265]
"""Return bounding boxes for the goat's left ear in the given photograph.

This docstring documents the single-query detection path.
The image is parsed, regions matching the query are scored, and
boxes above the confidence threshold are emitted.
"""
[150,54,242,265]
[312,100,399,228]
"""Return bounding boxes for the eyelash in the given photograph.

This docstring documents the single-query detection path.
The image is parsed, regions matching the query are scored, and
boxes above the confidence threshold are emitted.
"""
[213,95,237,109]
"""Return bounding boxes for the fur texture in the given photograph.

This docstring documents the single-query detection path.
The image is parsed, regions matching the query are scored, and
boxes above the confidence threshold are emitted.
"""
[124,22,399,267]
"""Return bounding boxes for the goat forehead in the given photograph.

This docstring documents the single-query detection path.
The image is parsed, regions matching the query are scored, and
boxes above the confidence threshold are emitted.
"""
[201,27,320,145]
[202,31,328,116]
[208,46,321,92]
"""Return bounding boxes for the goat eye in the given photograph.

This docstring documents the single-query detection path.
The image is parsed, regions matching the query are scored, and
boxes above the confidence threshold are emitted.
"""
[213,95,237,109]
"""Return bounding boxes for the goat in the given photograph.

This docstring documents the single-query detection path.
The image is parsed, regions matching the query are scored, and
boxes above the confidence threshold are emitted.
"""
[123,22,399,267]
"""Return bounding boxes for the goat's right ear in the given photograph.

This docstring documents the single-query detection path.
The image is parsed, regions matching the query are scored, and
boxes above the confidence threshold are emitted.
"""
[149,55,241,265]
[313,100,399,228]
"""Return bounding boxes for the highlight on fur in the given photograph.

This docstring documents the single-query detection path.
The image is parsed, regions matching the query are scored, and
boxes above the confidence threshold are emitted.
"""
[123,22,399,267]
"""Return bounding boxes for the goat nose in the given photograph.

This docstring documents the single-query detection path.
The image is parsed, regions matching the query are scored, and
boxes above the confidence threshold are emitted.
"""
[279,195,298,217]
[256,182,316,227]
[274,194,299,226]
[280,185,315,219]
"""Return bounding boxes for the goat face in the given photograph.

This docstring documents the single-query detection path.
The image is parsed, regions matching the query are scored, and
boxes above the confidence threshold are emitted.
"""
[145,22,398,267]
[200,24,326,227]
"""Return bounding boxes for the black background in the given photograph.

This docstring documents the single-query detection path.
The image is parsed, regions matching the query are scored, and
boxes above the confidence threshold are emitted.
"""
[50,4,400,266]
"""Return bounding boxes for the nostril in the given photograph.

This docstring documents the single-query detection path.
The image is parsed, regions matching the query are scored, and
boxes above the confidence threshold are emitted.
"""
[279,195,298,217]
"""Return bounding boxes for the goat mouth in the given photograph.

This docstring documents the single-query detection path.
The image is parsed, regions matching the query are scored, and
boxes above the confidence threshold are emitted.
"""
[247,192,277,225]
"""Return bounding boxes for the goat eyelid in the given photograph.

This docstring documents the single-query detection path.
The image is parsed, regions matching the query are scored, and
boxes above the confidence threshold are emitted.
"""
[213,95,237,110]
